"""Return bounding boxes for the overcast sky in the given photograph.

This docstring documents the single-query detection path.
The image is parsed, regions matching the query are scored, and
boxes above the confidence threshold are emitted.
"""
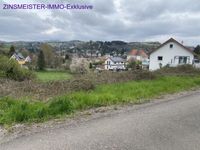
[0,0,200,45]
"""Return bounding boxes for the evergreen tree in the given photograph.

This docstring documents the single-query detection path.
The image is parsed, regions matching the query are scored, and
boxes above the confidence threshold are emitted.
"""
[9,45,15,56]
[89,62,93,69]
[37,50,45,70]
[194,45,200,55]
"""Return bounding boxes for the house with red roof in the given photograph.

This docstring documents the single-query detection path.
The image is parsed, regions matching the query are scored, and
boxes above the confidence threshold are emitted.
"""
[127,49,148,62]
[127,49,149,69]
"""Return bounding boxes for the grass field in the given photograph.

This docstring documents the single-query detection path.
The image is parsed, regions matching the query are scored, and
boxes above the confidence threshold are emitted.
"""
[35,71,72,82]
[70,76,200,110]
[1,76,200,125]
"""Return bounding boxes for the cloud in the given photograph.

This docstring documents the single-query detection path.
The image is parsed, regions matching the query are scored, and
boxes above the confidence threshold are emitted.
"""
[0,0,200,45]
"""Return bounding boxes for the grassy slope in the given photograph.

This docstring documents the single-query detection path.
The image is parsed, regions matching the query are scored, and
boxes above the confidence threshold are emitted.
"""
[70,76,200,109]
[35,71,72,82]
[1,76,200,125]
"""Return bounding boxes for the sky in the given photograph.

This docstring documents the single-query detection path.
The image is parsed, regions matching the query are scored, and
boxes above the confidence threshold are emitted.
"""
[0,0,200,45]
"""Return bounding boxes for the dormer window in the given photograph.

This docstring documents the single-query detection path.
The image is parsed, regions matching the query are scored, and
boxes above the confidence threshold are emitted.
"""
[170,44,173,48]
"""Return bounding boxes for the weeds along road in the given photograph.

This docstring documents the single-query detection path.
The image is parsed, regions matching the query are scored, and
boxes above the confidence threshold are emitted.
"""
[1,91,200,150]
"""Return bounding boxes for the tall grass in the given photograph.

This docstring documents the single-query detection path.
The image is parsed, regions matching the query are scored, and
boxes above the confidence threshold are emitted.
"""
[0,97,72,125]
[70,76,200,110]
[1,76,200,125]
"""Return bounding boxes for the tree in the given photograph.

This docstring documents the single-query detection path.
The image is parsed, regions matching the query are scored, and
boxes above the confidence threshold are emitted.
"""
[9,45,15,56]
[127,61,136,70]
[89,63,93,69]
[37,50,45,70]
[194,45,200,55]
[65,54,70,60]
[70,57,90,74]
[127,58,142,70]
[40,43,54,68]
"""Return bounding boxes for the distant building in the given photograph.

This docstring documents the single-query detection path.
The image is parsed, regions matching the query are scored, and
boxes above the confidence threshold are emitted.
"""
[85,50,102,58]
[127,49,149,69]
[127,49,148,61]
[105,57,126,70]
[149,38,194,71]
[10,52,31,66]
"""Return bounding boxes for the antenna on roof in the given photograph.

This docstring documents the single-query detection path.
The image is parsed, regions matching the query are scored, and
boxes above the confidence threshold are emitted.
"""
[181,40,184,45]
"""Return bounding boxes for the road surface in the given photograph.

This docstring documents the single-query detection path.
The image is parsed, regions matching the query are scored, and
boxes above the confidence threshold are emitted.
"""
[1,91,200,150]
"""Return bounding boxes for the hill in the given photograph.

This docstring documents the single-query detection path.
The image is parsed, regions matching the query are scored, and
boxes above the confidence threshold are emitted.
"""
[0,40,161,56]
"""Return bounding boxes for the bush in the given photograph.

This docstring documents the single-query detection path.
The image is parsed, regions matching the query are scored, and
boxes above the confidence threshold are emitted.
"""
[69,78,95,91]
[133,70,157,80]
[155,65,200,76]
[70,58,90,74]
[0,55,35,81]
[79,70,157,86]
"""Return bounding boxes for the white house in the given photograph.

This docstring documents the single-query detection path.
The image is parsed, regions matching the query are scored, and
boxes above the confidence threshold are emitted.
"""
[105,57,126,70]
[149,38,194,71]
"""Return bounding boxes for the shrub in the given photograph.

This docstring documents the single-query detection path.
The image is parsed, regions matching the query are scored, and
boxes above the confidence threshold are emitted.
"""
[70,58,90,74]
[69,78,95,91]
[134,70,156,80]
[0,55,35,81]
[155,65,200,76]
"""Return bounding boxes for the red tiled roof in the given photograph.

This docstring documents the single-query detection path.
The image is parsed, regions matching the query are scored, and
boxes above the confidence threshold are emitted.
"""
[129,49,148,58]
[138,50,148,58]
[129,49,138,55]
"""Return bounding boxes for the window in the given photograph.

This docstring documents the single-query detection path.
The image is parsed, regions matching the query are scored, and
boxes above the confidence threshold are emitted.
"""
[179,56,187,64]
[170,44,173,48]
[158,56,163,61]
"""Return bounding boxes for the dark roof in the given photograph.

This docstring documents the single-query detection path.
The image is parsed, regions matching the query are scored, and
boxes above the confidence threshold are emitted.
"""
[109,57,125,62]
[149,38,194,55]
[17,53,25,59]
[11,52,25,60]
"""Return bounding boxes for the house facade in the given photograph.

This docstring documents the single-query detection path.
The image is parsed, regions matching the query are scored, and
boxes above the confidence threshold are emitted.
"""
[105,57,126,70]
[149,38,194,71]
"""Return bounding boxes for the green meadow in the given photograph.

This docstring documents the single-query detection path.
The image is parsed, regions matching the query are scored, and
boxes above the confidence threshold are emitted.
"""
[35,71,72,82]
